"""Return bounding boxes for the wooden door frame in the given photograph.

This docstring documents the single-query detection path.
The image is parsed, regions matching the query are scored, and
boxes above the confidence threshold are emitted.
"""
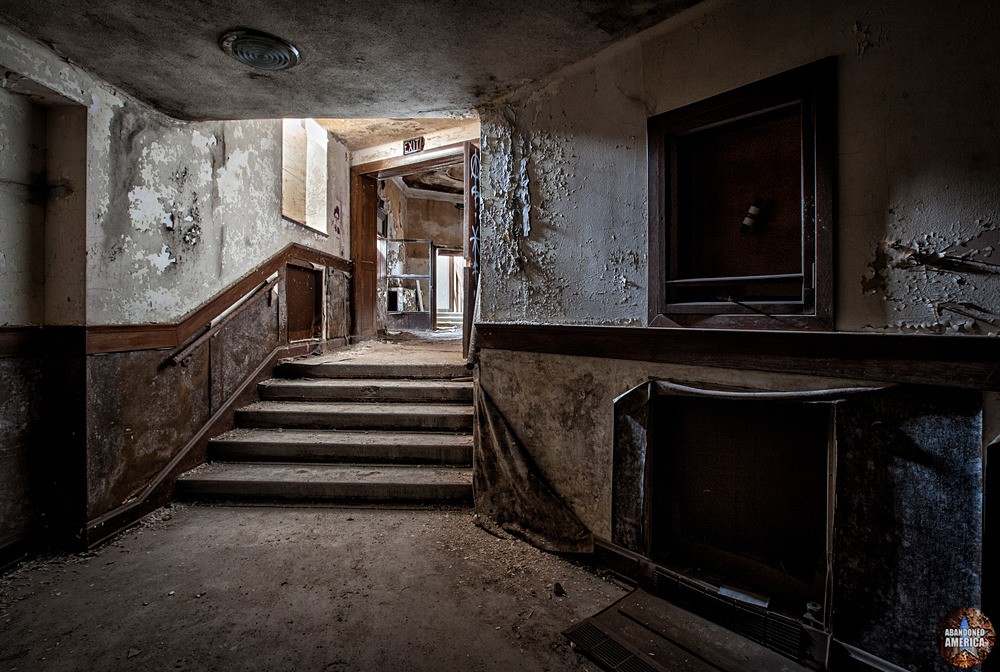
[350,143,467,339]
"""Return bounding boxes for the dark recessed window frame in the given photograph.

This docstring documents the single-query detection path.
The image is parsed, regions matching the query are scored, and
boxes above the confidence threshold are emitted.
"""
[647,58,835,330]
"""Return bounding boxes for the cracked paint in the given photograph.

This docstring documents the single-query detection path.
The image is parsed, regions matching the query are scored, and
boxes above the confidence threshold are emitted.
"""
[2,25,351,326]
[476,0,1000,336]
[478,42,647,326]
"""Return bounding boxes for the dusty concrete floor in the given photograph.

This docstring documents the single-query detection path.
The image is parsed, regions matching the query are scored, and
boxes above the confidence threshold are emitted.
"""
[0,505,627,671]
[296,330,467,368]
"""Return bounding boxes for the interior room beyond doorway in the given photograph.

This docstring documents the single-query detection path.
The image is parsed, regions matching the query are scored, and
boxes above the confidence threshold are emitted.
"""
[378,162,466,333]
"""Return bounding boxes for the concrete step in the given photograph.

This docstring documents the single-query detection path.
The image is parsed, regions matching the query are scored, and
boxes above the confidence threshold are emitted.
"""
[276,361,470,380]
[259,378,472,403]
[209,428,472,465]
[235,401,473,431]
[175,463,473,503]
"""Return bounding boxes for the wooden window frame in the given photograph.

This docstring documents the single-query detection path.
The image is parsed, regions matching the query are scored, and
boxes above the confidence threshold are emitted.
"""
[648,58,835,331]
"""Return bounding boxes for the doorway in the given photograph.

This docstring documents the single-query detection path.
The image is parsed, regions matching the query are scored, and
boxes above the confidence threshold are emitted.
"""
[350,141,479,350]
[435,247,464,329]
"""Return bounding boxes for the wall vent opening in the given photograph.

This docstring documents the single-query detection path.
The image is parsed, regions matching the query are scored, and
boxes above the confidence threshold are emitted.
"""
[220,29,301,70]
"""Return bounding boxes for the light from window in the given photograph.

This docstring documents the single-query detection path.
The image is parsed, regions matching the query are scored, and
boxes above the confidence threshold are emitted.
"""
[282,118,327,233]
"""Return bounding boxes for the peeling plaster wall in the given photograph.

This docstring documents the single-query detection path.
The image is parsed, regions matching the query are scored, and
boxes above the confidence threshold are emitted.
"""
[328,140,350,259]
[1,26,355,538]
[44,104,88,325]
[478,0,1000,333]
[1,25,350,326]
[478,42,647,325]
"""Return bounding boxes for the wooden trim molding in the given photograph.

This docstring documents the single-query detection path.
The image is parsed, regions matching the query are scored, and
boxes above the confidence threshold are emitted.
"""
[351,142,466,177]
[0,326,43,357]
[474,323,1000,390]
[86,243,351,354]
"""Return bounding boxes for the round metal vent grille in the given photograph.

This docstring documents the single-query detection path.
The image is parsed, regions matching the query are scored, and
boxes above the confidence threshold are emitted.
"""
[220,29,301,70]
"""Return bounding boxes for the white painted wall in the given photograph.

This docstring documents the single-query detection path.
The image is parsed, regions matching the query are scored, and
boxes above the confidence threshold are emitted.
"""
[0,25,352,326]
[478,0,1000,334]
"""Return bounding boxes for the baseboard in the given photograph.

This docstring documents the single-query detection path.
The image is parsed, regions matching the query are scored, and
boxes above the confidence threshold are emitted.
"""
[592,536,644,585]
[82,343,300,548]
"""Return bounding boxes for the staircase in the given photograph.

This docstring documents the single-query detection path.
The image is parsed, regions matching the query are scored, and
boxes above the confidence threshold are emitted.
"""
[435,311,463,329]
[176,356,474,505]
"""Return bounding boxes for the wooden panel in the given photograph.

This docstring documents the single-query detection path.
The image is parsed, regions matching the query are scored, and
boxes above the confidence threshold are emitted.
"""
[650,396,830,602]
[86,324,179,353]
[676,108,803,286]
[83,341,304,548]
[475,323,1000,390]
[286,265,321,341]
[351,174,379,337]
[648,58,835,330]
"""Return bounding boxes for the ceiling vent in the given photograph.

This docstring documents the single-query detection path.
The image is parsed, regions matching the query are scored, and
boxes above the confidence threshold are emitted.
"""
[220,29,301,70]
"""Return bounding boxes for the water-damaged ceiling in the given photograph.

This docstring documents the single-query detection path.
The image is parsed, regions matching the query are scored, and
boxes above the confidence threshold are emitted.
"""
[0,0,702,121]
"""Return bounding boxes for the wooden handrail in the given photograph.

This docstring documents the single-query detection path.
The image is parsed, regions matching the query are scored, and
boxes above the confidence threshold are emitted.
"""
[86,243,351,354]
[166,275,280,367]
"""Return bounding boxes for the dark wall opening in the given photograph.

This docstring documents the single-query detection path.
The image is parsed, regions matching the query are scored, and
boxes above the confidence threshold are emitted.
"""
[649,396,830,612]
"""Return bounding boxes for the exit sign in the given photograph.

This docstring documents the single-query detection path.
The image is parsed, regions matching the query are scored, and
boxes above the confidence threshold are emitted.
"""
[403,137,425,155]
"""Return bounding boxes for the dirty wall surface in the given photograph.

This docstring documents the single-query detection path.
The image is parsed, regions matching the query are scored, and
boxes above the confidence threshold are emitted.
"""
[0,24,354,543]
[477,348,876,540]
[478,0,1000,333]
[473,7,998,667]
[0,25,350,327]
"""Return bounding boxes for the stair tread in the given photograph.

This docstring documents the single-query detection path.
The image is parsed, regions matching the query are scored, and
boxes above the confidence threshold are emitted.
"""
[262,378,471,389]
[212,428,472,446]
[278,362,468,377]
[259,378,473,401]
[179,462,473,486]
[240,401,473,415]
